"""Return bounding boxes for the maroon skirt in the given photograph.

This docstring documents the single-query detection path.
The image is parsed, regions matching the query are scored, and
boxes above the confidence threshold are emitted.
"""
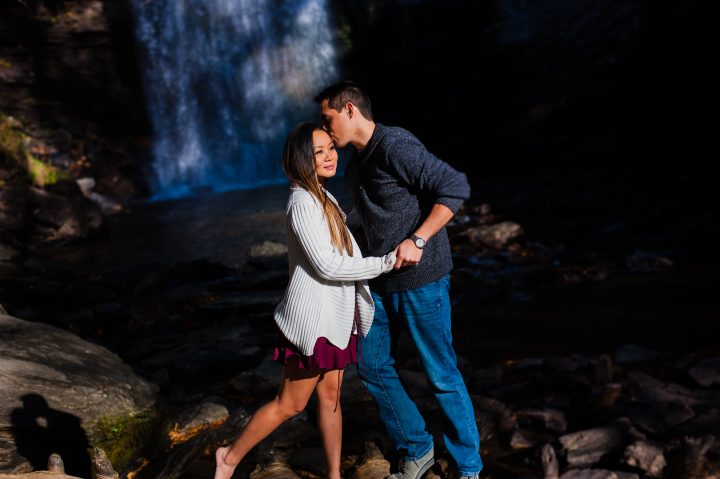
[273,333,358,371]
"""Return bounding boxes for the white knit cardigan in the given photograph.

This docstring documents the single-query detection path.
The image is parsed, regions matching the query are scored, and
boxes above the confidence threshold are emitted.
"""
[273,187,393,356]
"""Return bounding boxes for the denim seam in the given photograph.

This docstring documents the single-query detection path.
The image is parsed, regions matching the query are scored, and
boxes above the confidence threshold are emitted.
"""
[374,321,409,446]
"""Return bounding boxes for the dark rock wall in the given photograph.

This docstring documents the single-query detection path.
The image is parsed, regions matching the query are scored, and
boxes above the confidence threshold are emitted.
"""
[0,0,147,138]
[0,0,149,250]
[331,0,716,180]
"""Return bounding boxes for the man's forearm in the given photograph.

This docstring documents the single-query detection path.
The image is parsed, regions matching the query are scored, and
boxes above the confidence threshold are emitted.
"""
[414,203,455,241]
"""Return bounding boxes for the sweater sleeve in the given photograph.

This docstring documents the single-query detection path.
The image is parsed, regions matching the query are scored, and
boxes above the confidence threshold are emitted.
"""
[289,200,391,281]
[386,136,470,213]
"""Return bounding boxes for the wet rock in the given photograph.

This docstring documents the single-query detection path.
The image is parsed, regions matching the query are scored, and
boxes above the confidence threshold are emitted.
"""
[626,250,673,272]
[196,290,284,318]
[250,451,302,479]
[0,314,157,475]
[665,435,717,479]
[675,409,720,436]
[288,447,325,476]
[597,406,665,435]
[352,442,391,479]
[248,241,288,269]
[470,365,504,394]
[457,355,473,383]
[509,357,544,369]
[587,383,623,411]
[623,440,666,478]
[544,355,593,372]
[28,186,102,239]
[471,395,516,433]
[688,357,720,387]
[517,408,567,433]
[542,443,559,479]
[150,368,171,388]
[629,371,718,408]
[168,401,229,446]
[559,426,626,467]
[171,347,264,380]
[74,178,122,216]
[559,469,639,479]
[460,221,523,249]
[475,410,497,443]
[90,447,118,478]
[0,243,19,261]
[593,355,614,384]
[615,345,658,364]
[509,429,538,449]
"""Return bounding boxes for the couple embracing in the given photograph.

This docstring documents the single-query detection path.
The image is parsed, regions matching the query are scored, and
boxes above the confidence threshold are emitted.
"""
[215,82,482,479]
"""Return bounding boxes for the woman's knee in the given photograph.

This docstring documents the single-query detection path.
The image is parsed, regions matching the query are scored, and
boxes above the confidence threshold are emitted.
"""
[276,397,309,419]
[316,385,341,408]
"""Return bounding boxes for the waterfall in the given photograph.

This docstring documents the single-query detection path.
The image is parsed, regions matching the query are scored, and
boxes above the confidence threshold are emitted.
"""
[132,0,338,199]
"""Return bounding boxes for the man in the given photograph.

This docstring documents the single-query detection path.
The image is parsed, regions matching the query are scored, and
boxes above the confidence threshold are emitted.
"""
[315,82,482,479]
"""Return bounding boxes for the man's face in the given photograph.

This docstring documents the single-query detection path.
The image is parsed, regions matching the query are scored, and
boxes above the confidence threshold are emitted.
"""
[320,99,351,148]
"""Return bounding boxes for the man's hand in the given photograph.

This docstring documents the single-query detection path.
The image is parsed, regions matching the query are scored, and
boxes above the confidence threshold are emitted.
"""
[393,238,423,269]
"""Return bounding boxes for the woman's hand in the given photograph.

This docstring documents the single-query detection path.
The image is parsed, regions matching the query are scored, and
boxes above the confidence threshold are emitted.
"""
[381,251,397,272]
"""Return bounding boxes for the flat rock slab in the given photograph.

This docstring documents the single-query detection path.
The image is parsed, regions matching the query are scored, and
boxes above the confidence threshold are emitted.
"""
[0,473,83,479]
[0,315,157,475]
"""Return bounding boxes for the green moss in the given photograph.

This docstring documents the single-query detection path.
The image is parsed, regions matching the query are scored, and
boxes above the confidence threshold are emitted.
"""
[92,409,160,474]
[0,114,25,165]
[1,114,68,186]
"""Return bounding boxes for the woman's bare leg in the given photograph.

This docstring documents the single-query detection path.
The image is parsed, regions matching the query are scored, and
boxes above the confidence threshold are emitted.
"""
[215,359,319,479]
[316,368,344,479]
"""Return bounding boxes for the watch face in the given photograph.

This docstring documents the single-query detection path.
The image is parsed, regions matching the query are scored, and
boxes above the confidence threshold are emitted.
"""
[414,237,425,248]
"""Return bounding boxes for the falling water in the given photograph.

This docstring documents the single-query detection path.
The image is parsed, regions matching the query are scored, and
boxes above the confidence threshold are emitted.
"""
[132,0,338,199]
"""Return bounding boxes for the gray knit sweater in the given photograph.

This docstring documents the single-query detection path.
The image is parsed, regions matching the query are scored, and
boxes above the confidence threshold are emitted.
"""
[345,123,470,292]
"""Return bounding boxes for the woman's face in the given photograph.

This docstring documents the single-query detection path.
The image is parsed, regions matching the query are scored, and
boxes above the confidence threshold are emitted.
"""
[313,129,337,182]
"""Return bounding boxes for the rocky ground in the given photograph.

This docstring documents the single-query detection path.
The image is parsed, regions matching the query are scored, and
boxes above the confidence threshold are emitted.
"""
[1,172,718,478]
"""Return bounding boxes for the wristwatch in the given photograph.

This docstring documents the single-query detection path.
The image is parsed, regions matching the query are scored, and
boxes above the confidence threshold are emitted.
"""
[409,234,426,249]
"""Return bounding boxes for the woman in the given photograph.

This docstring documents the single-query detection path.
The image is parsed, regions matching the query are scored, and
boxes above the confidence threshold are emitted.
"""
[214,122,395,479]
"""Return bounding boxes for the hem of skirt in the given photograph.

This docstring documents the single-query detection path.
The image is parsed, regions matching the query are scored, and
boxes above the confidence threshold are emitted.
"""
[274,351,357,371]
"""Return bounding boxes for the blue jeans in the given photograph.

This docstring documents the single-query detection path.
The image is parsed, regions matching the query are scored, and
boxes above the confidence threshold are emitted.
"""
[358,274,482,476]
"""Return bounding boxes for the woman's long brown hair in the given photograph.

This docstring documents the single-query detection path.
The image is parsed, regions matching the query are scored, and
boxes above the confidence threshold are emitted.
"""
[282,122,354,256]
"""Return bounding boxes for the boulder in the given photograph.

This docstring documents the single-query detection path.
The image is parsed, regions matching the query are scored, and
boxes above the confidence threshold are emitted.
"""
[0,315,158,476]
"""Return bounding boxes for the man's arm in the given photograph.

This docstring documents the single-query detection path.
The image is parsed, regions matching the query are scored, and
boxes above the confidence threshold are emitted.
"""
[393,203,454,269]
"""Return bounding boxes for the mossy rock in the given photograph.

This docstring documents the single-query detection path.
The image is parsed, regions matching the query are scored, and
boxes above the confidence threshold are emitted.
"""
[91,410,161,474]
[0,114,69,187]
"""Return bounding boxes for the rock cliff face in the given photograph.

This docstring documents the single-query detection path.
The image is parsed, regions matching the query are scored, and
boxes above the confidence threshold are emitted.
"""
[0,314,158,477]
[0,0,148,252]
[0,0,146,137]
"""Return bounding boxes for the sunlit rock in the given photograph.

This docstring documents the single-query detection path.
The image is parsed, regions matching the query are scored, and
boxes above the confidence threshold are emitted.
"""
[623,440,666,478]
[168,402,229,446]
[559,426,625,467]
[688,357,720,387]
[559,469,638,479]
[460,221,524,249]
[352,442,390,479]
[0,315,158,476]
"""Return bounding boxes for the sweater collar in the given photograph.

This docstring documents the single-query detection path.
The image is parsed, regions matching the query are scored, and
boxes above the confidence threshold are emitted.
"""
[357,123,388,161]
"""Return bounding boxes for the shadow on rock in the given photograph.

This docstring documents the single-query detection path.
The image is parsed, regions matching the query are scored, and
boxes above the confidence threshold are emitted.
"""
[10,393,91,478]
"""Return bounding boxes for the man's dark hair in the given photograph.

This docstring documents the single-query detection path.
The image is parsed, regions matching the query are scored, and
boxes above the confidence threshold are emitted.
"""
[314,81,374,121]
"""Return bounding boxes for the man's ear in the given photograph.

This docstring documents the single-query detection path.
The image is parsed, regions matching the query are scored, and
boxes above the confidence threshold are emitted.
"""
[345,102,354,118]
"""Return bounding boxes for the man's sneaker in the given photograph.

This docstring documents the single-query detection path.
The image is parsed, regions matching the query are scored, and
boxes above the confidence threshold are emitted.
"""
[387,447,434,479]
